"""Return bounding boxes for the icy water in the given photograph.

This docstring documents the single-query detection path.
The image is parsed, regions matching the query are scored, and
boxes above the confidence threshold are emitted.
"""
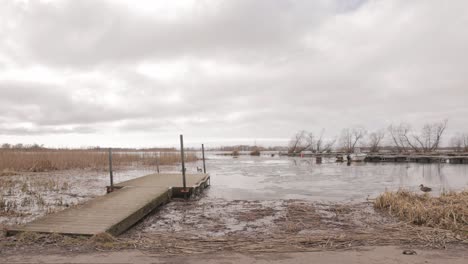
[197,153,468,202]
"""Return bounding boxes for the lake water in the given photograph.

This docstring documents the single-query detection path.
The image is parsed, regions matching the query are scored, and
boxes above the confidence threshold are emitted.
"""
[195,153,468,202]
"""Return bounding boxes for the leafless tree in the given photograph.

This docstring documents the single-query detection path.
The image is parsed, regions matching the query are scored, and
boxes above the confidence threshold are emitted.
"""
[1,143,11,149]
[465,134,468,152]
[288,129,336,154]
[368,129,385,153]
[13,143,23,149]
[388,123,412,153]
[288,130,314,154]
[411,119,448,152]
[450,133,468,152]
[339,127,367,153]
[450,134,463,152]
[389,120,448,153]
[312,129,336,153]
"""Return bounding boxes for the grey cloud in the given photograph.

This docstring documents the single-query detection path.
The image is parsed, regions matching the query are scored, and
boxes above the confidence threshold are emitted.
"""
[2,0,335,67]
[0,125,96,135]
[0,0,467,146]
[0,81,136,126]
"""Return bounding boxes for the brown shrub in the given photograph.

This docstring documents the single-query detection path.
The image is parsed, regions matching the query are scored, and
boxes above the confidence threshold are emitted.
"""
[374,190,468,234]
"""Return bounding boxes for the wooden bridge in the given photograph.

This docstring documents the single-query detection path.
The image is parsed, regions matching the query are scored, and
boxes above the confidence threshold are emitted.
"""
[7,173,210,236]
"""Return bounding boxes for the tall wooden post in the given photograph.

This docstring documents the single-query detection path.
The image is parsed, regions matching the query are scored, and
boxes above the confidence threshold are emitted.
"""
[202,144,206,173]
[108,148,114,193]
[156,151,160,173]
[180,135,187,191]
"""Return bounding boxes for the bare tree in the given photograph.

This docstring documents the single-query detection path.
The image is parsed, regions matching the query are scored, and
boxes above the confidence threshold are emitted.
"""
[450,133,468,152]
[389,120,448,153]
[388,123,412,153]
[13,143,23,149]
[412,119,448,152]
[1,143,11,149]
[368,129,385,153]
[288,130,314,154]
[339,127,367,153]
[450,134,463,152]
[312,129,336,153]
[465,134,468,152]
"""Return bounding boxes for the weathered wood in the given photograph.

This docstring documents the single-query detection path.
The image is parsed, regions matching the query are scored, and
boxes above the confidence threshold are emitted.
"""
[7,173,210,236]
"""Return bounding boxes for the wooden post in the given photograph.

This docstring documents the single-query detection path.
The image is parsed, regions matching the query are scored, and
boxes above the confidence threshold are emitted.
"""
[156,151,160,174]
[180,135,187,191]
[108,148,114,193]
[202,144,206,173]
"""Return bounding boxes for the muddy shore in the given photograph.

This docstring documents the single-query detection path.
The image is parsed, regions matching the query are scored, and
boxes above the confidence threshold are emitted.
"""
[1,195,466,257]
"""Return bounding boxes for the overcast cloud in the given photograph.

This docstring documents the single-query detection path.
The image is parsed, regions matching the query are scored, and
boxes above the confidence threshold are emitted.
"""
[0,0,467,148]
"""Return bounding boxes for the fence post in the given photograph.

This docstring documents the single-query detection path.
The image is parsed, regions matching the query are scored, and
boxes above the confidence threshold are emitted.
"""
[202,144,206,173]
[108,148,114,193]
[180,135,187,192]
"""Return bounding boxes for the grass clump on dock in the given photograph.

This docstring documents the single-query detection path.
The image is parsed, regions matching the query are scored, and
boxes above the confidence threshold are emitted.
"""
[374,190,468,234]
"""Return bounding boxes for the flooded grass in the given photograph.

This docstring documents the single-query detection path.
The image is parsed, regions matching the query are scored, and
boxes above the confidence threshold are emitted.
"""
[0,167,184,226]
[374,190,468,234]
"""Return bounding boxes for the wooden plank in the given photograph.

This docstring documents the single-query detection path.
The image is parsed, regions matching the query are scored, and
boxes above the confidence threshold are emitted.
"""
[7,173,209,236]
[114,173,208,188]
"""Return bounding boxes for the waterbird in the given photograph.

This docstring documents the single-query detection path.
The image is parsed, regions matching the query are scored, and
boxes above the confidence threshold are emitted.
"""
[419,184,432,192]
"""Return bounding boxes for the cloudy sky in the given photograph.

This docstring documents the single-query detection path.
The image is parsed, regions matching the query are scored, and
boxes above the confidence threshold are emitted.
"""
[0,0,467,148]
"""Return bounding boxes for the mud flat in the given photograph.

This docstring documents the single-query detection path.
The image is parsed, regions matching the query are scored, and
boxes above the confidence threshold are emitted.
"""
[1,197,466,256]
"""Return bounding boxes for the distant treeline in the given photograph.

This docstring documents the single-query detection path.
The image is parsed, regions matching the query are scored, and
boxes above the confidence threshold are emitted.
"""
[288,119,468,154]
[212,145,288,152]
[0,143,177,152]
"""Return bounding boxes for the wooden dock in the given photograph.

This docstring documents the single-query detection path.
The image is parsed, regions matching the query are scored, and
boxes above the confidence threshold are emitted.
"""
[364,154,468,164]
[7,173,210,236]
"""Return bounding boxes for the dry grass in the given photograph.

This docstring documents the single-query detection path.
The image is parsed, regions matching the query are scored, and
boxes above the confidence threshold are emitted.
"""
[374,190,468,234]
[0,150,197,172]
[2,200,467,254]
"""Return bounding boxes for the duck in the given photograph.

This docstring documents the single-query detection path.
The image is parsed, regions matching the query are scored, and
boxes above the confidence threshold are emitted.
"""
[419,184,432,192]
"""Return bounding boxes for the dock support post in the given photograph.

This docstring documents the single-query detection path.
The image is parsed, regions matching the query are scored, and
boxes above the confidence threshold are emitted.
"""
[202,144,206,173]
[156,151,160,174]
[180,135,187,194]
[108,148,114,193]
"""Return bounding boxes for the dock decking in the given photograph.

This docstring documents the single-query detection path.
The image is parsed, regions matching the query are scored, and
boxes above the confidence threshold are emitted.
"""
[7,173,210,236]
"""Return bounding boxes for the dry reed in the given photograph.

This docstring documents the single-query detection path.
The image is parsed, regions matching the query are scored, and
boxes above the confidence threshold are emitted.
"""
[0,150,197,172]
[374,190,468,234]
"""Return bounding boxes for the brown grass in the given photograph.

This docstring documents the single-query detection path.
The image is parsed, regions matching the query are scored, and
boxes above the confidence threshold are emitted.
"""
[0,150,197,172]
[374,190,468,234]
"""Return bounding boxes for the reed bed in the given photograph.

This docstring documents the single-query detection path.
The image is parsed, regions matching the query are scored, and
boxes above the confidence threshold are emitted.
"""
[374,190,468,234]
[0,150,197,172]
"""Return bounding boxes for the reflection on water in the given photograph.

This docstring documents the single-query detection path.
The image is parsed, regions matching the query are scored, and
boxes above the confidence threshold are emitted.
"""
[191,154,468,202]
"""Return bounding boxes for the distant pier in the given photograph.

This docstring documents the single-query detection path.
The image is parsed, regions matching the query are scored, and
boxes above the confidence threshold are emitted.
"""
[364,154,468,164]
